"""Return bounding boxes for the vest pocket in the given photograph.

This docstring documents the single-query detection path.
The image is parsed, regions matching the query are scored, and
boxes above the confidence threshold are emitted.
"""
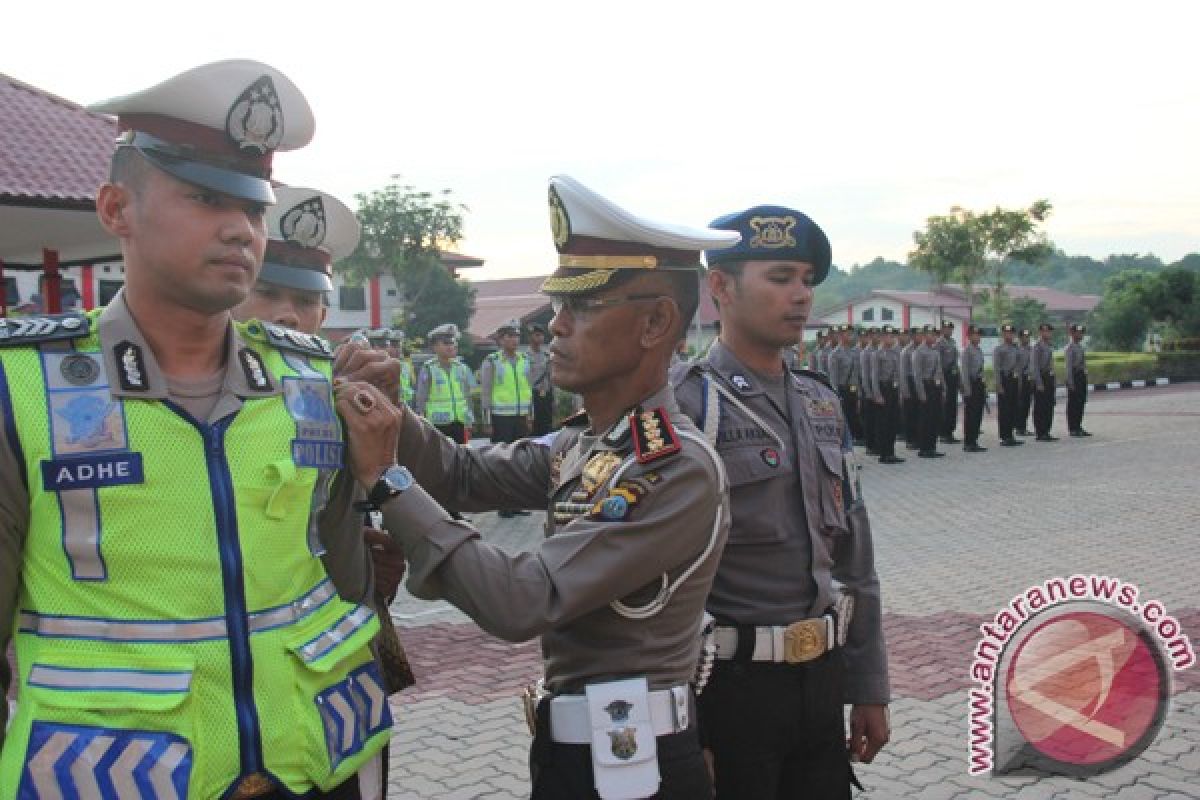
[15,657,195,798]
[284,606,390,790]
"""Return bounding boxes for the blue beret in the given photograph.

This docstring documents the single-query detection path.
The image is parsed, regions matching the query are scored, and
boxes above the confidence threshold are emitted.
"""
[703,205,832,284]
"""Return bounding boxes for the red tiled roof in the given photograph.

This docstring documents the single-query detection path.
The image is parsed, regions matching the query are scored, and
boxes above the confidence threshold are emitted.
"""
[1004,285,1100,313]
[0,73,115,207]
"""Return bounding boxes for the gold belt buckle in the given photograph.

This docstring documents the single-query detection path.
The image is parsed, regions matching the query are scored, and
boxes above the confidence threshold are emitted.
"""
[230,773,274,800]
[783,619,827,664]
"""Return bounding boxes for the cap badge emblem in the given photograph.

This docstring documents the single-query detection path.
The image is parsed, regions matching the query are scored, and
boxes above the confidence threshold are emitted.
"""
[548,186,570,249]
[226,75,284,154]
[749,215,797,249]
[281,197,327,248]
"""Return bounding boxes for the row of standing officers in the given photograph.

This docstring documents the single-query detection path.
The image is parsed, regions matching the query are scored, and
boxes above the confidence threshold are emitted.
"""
[811,321,1092,462]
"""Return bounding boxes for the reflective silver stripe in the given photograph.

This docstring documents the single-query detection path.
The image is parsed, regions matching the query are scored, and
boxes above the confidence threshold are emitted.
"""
[248,580,337,633]
[60,488,105,581]
[297,606,375,663]
[19,581,337,642]
[28,664,192,693]
[18,612,227,642]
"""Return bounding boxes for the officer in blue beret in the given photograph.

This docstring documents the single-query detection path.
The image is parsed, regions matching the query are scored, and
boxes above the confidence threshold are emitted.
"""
[671,206,890,798]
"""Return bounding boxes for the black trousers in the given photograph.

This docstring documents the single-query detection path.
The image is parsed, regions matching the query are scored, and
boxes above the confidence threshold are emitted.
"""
[963,379,986,445]
[533,390,554,436]
[940,368,960,436]
[1016,378,1033,432]
[997,374,1018,441]
[919,381,943,453]
[838,386,862,442]
[700,655,854,800]
[1067,371,1088,432]
[1032,373,1055,436]
[862,392,876,452]
[492,414,529,444]
[434,420,467,445]
[904,377,920,445]
[530,700,710,799]
[877,384,899,458]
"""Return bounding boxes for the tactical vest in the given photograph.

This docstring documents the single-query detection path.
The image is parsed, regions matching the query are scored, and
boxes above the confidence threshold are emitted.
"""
[424,360,472,425]
[488,352,530,416]
[0,312,390,798]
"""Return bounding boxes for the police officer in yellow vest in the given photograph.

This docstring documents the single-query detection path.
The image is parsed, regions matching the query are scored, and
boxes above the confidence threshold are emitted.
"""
[413,323,475,445]
[0,62,390,799]
[480,319,533,517]
[365,329,414,407]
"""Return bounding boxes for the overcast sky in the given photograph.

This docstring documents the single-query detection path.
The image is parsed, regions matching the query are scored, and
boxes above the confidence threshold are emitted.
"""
[6,1,1197,279]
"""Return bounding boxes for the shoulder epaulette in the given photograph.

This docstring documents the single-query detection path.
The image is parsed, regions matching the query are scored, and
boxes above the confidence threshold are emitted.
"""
[0,313,90,348]
[257,323,333,359]
[561,408,589,428]
[792,367,834,391]
[630,407,682,464]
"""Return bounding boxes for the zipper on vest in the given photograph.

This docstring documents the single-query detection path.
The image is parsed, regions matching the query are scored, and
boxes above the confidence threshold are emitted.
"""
[200,416,266,777]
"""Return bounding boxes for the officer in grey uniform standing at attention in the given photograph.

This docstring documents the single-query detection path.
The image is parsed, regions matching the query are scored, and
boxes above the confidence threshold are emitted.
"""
[672,204,890,799]
[993,324,1024,447]
[828,325,863,446]
[335,175,735,800]
[936,322,961,444]
[1031,323,1058,441]
[860,328,879,456]
[960,324,988,452]
[818,330,835,376]
[1014,329,1034,437]
[901,327,920,450]
[914,325,945,458]
[1066,323,1092,437]
[872,325,905,464]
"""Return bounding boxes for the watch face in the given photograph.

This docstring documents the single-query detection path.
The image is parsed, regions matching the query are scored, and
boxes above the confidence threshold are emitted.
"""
[383,465,413,492]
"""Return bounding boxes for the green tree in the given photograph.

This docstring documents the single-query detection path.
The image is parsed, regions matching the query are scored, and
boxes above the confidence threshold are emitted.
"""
[1007,296,1049,335]
[1092,269,1156,351]
[908,201,1054,321]
[338,177,474,337]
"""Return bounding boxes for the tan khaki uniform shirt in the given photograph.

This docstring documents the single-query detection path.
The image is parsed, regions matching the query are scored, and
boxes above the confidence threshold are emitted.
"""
[671,341,890,704]
[0,295,367,741]
[382,385,729,694]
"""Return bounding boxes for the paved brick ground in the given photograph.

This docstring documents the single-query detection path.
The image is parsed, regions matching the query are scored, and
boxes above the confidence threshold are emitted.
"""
[385,384,1200,799]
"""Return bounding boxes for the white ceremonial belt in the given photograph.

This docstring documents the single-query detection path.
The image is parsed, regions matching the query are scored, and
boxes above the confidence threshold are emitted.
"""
[713,612,847,665]
[548,685,691,744]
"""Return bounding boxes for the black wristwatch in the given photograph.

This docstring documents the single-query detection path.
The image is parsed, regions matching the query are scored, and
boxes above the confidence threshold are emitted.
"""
[355,465,413,512]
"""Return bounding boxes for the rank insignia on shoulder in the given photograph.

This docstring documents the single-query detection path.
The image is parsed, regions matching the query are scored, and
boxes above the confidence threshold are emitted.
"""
[630,407,681,464]
[0,313,90,348]
[262,323,333,359]
[793,367,834,391]
[238,348,273,391]
[114,340,148,392]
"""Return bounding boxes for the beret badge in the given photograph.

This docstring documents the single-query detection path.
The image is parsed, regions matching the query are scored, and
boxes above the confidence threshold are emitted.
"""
[749,215,797,249]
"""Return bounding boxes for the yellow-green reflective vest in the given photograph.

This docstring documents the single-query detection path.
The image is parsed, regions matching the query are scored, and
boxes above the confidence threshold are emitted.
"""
[0,312,389,798]
[488,352,531,416]
[400,360,416,406]
[424,360,473,425]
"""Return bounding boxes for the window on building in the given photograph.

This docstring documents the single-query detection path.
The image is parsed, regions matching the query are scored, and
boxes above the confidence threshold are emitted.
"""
[386,288,398,297]
[339,285,367,311]
[882,308,894,321]
[99,280,124,305]
[2,277,17,307]
[862,308,875,321]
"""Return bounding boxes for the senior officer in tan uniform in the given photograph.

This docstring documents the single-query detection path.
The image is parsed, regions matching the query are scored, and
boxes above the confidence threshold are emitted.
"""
[672,206,890,799]
[0,63,390,799]
[333,175,735,800]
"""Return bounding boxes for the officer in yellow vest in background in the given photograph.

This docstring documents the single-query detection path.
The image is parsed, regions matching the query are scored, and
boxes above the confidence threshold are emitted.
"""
[413,323,475,445]
[480,319,533,517]
[392,332,416,407]
[0,62,390,799]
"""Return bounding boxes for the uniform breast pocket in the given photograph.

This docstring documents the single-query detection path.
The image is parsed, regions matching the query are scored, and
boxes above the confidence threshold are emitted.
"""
[818,445,851,537]
[722,445,791,545]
